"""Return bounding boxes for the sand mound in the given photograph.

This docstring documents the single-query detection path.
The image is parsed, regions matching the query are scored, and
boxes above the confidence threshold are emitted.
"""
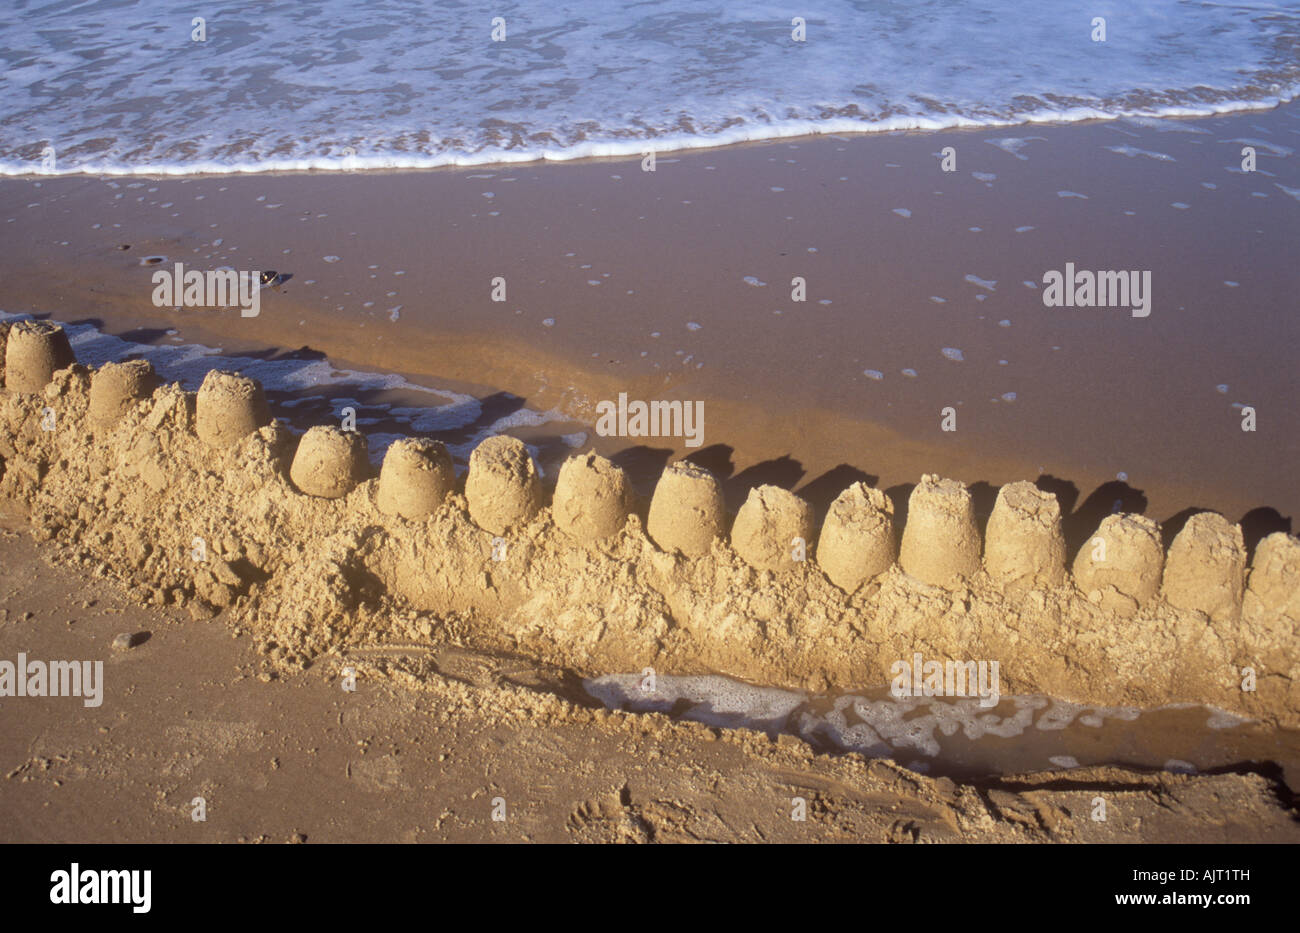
[0,327,1297,728]
[646,460,726,558]
[195,370,271,448]
[1245,532,1300,621]
[731,485,815,573]
[816,482,895,594]
[464,434,542,535]
[376,437,454,520]
[88,360,159,428]
[553,452,632,542]
[289,426,369,499]
[984,481,1066,594]
[1161,512,1246,621]
[898,474,981,586]
[1072,513,1164,617]
[4,321,75,394]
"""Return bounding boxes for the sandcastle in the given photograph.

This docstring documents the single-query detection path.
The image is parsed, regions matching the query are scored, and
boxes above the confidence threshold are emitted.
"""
[88,360,159,428]
[646,460,726,558]
[0,321,1297,727]
[553,452,632,541]
[376,437,454,520]
[730,485,815,573]
[898,474,982,586]
[1245,532,1300,620]
[195,370,271,447]
[1162,512,1246,621]
[984,481,1066,594]
[464,434,542,535]
[1071,512,1165,617]
[289,425,370,499]
[4,320,75,394]
[816,482,896,594]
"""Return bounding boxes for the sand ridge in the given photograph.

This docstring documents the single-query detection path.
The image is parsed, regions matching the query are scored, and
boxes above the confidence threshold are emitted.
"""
[0,320,1296,728]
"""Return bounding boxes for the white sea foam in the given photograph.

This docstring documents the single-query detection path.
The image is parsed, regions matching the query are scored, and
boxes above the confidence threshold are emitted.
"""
[586,673,1249,770]
[1105,145,1177,161]
[0,310,578,467]
[2,0,1296,175]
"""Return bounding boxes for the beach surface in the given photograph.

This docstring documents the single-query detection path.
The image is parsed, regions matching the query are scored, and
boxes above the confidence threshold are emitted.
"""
[2,104,1297,531]
[1,104,1298,842]
[1,508,1296,844]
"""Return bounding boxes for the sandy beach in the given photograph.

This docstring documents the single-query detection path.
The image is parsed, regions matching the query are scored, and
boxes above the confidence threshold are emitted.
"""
[1,2,1298,852]
[2,104,1297,531]
[1,509,1297,844]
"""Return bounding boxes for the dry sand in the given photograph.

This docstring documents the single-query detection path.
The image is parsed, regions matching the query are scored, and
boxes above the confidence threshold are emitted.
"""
[1,510,1297,843]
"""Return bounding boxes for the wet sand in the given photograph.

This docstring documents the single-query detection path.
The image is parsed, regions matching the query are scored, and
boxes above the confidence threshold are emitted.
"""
[1,104,1297,533]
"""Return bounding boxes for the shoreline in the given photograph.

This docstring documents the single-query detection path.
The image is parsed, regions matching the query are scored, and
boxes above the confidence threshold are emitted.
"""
[6,95,1297,178]
[4,102,1299,527]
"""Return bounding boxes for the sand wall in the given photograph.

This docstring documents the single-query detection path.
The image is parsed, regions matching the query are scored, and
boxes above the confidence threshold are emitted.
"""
[0,336,1295,726]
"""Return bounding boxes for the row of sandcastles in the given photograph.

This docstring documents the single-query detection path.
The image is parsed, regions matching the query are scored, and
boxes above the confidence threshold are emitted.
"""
[1,320,1297,723]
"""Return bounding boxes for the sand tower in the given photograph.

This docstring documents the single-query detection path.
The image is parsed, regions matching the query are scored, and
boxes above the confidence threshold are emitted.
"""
[464,435,542,535]
[4,320,75,393]
[646,460,726,558]
[1161,512,1246,621]
[553,452,633,541]
[816,482,896,593]
[290,425,369,499]
[1243,532,1300,620]
[195,370,271,448]
[88,360,159,427]
[898,474,981,586]
[1072,513,1164,615]
[732,485,816,573]
[984,481,1066,593]
[376,437,455,520]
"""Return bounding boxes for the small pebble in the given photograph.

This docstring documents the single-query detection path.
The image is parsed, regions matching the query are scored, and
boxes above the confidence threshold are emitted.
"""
[112,631,145,651]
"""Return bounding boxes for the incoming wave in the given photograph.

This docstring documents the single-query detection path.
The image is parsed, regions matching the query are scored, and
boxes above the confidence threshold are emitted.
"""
[1,0,1298,175]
